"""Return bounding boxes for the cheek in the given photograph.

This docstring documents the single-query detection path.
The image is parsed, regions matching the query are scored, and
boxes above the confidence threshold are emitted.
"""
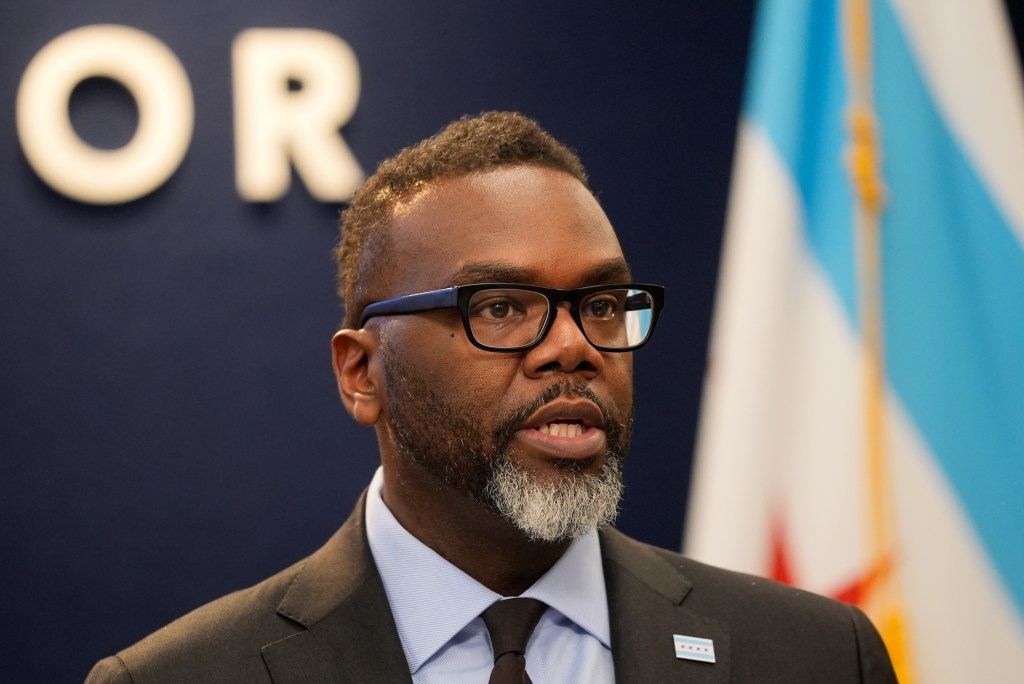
[392,318,518,406]
[603,355,635,412]
[451,358,521,412]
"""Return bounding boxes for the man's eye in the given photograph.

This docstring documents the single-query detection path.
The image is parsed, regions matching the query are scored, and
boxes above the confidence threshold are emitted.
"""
[472,298,522,320]
[486,302,511,319]
[584,297,618,319]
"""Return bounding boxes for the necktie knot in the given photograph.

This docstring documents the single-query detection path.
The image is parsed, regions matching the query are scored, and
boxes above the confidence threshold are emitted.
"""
[481,598,547,682]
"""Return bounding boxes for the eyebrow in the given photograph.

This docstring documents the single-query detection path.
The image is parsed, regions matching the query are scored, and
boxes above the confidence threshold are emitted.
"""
[448,257,633,287]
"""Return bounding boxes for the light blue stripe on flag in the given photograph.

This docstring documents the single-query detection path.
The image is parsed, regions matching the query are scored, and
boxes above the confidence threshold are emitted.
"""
[872,0,1024,613]
[742,0,1024,615]
[745,0,858,323]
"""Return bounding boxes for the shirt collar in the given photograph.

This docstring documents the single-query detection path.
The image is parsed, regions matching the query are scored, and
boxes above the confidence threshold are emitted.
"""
[522,525,610,648]
[364,467,610,673]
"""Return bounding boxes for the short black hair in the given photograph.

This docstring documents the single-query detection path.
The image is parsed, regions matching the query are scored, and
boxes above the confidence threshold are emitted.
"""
[334,111,590,328]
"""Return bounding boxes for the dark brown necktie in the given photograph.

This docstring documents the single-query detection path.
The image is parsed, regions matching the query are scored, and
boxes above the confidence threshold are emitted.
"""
[481,598,547,684]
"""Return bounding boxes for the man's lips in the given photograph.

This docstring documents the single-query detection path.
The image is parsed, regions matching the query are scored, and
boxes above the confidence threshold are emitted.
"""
[513,399,607,460]
[518,399,605,431]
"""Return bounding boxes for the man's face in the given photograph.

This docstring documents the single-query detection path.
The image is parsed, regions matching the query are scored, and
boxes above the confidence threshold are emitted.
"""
[370,165,635,540]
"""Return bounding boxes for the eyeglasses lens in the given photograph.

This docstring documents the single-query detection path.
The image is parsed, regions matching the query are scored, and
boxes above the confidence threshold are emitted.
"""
[466,288,654,350]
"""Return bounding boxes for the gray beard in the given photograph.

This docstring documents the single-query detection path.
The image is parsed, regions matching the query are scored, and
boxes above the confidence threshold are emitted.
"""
[484,452,623,542]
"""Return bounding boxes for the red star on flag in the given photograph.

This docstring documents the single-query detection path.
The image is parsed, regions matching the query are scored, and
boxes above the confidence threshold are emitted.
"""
[768,518,890,607]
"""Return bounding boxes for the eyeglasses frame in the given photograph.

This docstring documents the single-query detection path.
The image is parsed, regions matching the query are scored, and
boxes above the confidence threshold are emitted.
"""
[357,282,664,352]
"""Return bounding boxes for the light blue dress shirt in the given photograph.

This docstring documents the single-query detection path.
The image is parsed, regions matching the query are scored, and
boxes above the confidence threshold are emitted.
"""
[364,467,616,683]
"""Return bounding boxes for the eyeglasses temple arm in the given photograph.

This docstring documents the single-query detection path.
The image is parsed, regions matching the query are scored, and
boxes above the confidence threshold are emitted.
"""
[358,287,460,327]
[624,292,653,311]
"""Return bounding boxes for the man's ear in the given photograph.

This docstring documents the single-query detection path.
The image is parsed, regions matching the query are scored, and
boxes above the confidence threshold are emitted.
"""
[331,329,383,426]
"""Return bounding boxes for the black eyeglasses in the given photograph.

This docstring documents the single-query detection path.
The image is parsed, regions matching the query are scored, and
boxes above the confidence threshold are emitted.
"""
[358,283,664,352]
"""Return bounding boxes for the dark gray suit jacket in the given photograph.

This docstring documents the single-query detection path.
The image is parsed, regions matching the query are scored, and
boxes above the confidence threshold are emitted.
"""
[86,494,897,683]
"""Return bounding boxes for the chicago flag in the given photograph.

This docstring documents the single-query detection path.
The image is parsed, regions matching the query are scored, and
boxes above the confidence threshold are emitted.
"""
[685,1,1024,682]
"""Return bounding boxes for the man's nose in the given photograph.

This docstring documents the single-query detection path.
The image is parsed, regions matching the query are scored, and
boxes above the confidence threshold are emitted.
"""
[522,305,604,378]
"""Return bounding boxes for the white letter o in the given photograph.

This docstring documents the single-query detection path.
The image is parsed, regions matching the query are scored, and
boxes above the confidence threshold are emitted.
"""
[16,25,194,204]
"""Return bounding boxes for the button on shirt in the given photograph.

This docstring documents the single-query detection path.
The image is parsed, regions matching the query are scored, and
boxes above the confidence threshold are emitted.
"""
[364,467,615,684]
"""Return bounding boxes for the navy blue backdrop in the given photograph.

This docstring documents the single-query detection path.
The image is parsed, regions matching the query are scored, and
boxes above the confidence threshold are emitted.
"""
[2,2,1021,681]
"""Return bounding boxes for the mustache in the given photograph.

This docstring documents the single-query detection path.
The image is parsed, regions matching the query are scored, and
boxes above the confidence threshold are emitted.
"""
[491,381,620,449]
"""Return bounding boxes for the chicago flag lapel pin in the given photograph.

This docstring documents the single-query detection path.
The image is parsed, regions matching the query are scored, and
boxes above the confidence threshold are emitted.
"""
[673,634,716,663]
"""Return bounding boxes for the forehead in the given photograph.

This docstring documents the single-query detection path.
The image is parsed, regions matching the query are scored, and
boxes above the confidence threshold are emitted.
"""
[385,166,627,294]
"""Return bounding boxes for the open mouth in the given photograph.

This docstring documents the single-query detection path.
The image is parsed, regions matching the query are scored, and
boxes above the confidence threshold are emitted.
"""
[535,420,587,437]
[519,399,604,433]
[515,400,608,460]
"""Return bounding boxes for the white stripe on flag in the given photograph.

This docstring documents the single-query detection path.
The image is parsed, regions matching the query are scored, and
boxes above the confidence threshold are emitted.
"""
[888,396,1024,683]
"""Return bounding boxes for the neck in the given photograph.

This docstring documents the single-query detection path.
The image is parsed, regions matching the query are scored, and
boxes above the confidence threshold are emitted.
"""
[380,456,572,596]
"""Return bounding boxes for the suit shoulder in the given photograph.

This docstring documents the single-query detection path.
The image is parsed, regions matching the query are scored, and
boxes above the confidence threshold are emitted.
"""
[638,539,859,620]
[88,560,306,684]
[672,551,896,681]
[606,532,845,611]
[602,531,896,681]
[601,530,866,636]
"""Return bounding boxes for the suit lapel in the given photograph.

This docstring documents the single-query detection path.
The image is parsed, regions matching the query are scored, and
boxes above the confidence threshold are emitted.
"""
[258,499,732,682]
[261,493,413,683]
[602,528,731,684]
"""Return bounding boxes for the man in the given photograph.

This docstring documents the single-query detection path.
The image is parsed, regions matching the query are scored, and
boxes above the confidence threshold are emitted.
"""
[87,112,896,683]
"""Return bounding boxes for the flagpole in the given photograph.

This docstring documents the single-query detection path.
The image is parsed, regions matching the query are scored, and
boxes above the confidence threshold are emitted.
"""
[843,0,914,680]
